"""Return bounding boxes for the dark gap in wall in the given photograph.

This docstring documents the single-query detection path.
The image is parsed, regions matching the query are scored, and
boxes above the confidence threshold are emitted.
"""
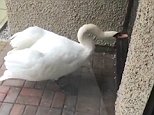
[115,0,139,90]
[143,86,154,115]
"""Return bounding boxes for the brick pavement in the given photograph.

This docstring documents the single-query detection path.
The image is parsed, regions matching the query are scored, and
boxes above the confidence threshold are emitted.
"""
[0,41,107,115]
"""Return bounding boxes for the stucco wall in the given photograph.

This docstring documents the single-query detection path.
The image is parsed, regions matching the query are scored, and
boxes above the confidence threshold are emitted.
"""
[5,0,128,45]
[115,0,154,114]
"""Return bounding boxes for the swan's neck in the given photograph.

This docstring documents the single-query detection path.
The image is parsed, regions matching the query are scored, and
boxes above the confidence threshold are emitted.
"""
[77,24,118,51]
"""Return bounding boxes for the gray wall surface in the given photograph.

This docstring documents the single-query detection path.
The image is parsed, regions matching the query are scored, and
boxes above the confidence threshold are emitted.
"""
[115,0,154,114]
[5,0,128,45]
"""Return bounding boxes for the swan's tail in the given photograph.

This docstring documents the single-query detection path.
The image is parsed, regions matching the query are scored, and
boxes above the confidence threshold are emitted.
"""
[0,70,13,81]
[9,26,45,49]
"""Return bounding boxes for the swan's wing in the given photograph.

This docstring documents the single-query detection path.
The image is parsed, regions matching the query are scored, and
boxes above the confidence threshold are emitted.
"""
[10,26,45,50]
[42,40,86,75]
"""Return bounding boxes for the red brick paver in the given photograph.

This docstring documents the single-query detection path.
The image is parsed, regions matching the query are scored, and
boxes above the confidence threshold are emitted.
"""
[3,79,25,87]
[0,42,106,115]
[36,107,61,115]
[64,95,77,112]
[35,81,48,89]
[20,88,43,97]
[51,92,65,109]
[24,81,36,88]
[62,110,74,115]
[40,89,54,107]
[0,86,10,93]
[0,103,13,114]
[16,96,41,106]
[4,87,21,103]
[23,106,37,115]
[10,104,25,115]
[0,93,6,101]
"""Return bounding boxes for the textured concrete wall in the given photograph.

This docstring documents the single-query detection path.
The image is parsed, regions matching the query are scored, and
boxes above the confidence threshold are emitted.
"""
[5,0,128,45]
[115,0,154,115]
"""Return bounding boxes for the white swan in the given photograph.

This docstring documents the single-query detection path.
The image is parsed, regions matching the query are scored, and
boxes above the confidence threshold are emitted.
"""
[0,24,128,81]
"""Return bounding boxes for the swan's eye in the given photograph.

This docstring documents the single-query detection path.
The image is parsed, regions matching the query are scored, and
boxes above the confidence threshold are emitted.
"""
[118,34,123,37]
[113,33,128,39]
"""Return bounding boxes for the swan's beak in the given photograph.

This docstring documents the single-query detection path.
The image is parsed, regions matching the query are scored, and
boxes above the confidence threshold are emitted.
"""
[113,32,128,39]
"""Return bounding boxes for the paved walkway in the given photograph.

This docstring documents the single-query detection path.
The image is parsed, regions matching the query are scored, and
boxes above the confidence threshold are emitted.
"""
[0,41,107,115]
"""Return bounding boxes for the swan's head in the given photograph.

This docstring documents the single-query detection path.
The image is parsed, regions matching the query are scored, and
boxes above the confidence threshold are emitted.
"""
[77,24,128,51]
[77,24,128,42]
[102,31,128,39]
[113,32,128,39]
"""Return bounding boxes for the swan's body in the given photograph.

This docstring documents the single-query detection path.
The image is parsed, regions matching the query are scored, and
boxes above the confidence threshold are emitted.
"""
[0,24,120,81]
